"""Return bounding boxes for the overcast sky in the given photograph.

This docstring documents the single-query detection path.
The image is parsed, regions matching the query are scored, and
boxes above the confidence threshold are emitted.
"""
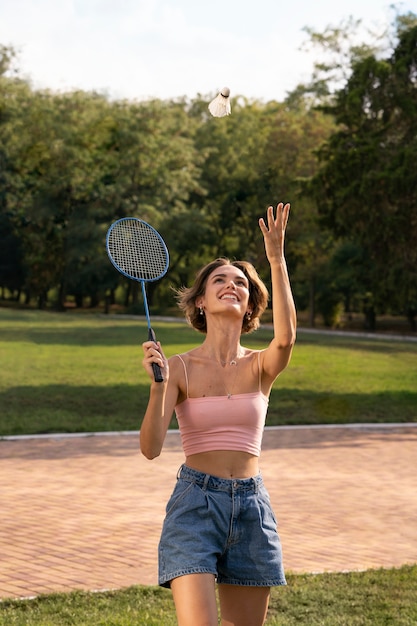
[0,0,415,102]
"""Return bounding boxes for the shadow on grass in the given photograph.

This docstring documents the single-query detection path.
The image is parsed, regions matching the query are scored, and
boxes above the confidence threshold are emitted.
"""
[0,384,416,437]
[0,383,179,438]
[268,388,417,424]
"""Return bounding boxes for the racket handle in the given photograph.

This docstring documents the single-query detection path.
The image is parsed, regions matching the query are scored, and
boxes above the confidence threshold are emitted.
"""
[148,328,164,383]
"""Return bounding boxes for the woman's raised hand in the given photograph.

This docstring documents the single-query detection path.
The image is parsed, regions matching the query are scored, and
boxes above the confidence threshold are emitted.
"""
[259,203,290,264]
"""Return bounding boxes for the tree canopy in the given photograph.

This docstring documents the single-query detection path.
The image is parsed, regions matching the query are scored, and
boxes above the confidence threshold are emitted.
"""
[1,10,416,331]
[310,21,417,329]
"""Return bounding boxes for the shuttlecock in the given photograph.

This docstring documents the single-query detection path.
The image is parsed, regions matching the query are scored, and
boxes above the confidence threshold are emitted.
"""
[208,87,231,117]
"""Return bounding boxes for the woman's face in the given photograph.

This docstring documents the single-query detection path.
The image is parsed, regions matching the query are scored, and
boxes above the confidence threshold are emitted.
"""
[197,264,251,318]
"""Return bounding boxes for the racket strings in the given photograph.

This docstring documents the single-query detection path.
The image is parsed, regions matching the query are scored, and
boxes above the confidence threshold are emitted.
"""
[108,220,168,281]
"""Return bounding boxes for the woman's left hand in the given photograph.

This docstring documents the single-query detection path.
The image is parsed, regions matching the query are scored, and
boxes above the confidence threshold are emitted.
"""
[258,203,290,264]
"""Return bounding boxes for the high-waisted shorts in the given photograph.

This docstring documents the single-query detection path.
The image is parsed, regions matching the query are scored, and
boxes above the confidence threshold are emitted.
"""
[158,464,286,588]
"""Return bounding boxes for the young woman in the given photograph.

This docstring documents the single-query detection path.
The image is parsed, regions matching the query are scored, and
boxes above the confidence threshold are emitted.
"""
[140,203,296,626]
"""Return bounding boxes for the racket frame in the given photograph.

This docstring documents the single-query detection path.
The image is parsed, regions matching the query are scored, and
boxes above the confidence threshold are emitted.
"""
[106,217,169,383]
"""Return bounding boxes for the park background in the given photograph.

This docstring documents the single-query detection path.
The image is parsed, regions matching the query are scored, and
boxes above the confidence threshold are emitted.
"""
[1,6,416,625]
[1,10,417,334]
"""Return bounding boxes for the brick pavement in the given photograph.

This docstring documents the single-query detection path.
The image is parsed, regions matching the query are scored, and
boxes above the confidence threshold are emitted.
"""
[1,425,416,600]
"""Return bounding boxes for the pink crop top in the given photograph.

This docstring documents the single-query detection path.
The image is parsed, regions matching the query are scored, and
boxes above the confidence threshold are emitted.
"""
[174,353,269,457]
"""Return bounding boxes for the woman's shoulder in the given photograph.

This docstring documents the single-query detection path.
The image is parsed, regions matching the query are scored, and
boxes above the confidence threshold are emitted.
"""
[242,347,264,362]
[168,349,198,363]
[168,350,200,380]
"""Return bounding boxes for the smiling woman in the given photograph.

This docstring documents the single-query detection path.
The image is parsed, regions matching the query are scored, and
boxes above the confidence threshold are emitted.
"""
[175,258,269,335]
[139,203,297,626]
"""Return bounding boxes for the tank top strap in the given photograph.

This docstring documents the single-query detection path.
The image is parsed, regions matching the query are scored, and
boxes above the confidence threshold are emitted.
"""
[176,354,189,398]
[257,350,262,391]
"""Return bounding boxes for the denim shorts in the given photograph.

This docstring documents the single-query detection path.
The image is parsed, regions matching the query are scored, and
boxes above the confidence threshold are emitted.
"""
[158,464,286,588]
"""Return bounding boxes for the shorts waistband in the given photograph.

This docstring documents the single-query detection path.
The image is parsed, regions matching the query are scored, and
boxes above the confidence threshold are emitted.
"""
[177,464,263,493]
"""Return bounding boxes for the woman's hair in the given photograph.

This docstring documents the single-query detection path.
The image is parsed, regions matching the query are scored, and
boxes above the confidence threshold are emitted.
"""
[175,258,269,334]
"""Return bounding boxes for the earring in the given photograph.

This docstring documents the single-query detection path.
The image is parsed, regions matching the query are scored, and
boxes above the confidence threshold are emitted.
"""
[246,311,252,320]
[199,307,204,316]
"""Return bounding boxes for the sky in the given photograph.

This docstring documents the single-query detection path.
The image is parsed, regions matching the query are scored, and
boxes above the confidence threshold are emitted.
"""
[0,0,415,103]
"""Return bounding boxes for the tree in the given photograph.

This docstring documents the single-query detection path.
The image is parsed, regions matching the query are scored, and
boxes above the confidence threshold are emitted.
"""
[0,82,206,309]
[290,8,417,106]
[310,21,417,329]
[0,50,35,300]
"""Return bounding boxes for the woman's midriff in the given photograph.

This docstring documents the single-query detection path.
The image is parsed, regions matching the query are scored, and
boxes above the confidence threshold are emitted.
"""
[184,450,260,479]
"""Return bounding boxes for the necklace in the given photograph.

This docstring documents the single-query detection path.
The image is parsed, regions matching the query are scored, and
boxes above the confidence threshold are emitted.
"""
[200,348,243,399]
[217,354,241,399]
[216,348,242,368]
[220,365,239,399]
[219,357,238,367]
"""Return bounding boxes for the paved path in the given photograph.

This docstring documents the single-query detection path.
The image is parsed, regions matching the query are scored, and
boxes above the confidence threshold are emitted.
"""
[1,425,417,599]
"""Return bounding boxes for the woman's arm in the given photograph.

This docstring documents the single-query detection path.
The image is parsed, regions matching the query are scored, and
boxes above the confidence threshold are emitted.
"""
[139,342,179,459]
[258,203,297,383]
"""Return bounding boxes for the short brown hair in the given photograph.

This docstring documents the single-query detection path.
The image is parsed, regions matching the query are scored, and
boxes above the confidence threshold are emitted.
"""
[175,258,269,334]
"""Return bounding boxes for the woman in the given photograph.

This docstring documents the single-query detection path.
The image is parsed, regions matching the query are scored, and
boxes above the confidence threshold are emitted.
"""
[140,203,296,626]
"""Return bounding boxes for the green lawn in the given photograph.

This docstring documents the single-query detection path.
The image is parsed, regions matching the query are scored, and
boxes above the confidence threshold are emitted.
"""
[1,566,416,625]
[0,308,416,436]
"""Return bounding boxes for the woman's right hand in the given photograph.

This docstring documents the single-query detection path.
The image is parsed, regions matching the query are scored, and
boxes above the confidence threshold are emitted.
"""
[142,340,169,383]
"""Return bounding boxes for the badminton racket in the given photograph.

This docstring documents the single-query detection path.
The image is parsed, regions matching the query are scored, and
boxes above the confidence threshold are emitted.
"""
[106,217,169,382]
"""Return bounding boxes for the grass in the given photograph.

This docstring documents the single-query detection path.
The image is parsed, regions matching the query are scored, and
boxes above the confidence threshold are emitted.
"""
[0,308,416,436]
[0,566,416,625]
